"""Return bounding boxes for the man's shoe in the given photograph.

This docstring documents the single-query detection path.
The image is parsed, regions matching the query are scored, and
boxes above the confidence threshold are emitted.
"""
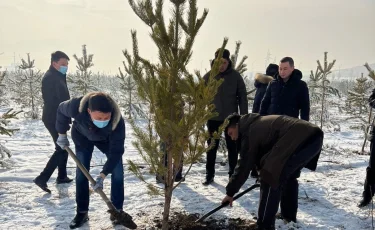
[202,177,214,186]
[276,212,295,223]
[56,177,73,184]
[358,190,373,207]
[33,178,51,193]
[69,212,89,229]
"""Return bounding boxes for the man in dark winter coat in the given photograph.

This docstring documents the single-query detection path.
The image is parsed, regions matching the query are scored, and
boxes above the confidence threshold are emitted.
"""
[34,51,72,193]
[260,57,310,121]
[252,64,279,113]
[55,92,136,229]
[221,113,323,229]
[202,48,248,185]
[358,89,375,207]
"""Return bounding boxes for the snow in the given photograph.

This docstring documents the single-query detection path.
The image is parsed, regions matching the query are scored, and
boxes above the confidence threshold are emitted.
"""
[0,114,375,229]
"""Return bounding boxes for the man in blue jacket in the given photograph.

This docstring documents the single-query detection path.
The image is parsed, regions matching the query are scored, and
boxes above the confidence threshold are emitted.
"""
[55,92,134,229]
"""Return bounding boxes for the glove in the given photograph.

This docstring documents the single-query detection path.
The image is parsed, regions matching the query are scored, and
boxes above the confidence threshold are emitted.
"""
[91,175,104,191]
[56,134,69,149]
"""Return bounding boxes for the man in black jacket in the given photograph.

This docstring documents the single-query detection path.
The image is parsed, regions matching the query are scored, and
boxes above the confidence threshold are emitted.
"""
[55,92,136,229]
[260,57,310,121]
[34,51,72,193]
[358,89,375,207]
[222,113,323,229]
[202,49,248,185]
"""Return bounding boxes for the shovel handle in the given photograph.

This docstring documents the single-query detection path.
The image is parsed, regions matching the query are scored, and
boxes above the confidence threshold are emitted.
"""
[65,146,118,212]
[196,183,260,223]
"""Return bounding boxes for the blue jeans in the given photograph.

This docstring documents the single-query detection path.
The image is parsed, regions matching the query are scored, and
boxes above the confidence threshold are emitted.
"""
[75,144,124,213]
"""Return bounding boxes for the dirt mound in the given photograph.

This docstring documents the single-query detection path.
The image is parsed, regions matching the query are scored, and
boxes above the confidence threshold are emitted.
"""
[152,212,257,230]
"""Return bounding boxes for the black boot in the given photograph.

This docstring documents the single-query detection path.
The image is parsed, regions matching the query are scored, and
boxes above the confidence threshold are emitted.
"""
[358,168,375,207]
[202,176,214,186]
[56,177,73,184]
[69,212,89,229]
[33,177,51,193]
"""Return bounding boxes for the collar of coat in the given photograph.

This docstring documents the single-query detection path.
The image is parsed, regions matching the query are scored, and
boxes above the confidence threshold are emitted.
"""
[254,73,274,84]
[78,92,122,131]
[276,69,303,83]
[48,65,66,78]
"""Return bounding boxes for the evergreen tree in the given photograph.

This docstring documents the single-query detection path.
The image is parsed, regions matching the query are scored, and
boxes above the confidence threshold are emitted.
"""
[8,54,43,119]
[308,52,339,128]
[347,73,373,114]
[123,0,225,228]
[0,109,21,168]
[68,45,97,96]
[230,41,248,75]
[345,73,373,153]
[117,62,145,119]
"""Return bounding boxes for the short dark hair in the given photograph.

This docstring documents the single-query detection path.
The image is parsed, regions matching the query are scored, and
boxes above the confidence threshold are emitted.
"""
[226,113,241,128]
[51,51,70,64]
[280,57,294,67]
[88,92,113,113]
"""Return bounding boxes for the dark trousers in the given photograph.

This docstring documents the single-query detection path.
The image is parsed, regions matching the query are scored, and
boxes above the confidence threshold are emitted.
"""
[75,144,124,213]
[257,134,323,228]
[362,129,375,195]
[37,122,68,182]
[205,120,239,178]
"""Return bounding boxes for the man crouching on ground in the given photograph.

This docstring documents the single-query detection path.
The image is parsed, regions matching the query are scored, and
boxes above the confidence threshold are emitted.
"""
[55,92,136,229]
[221,113,323,230]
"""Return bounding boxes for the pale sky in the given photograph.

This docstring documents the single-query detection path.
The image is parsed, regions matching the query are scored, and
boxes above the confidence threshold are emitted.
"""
[0,0,374,75]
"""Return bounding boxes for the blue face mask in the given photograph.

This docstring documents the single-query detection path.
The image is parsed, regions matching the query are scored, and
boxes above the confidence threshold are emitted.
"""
[58,66,68,75]
[92,119,110,129]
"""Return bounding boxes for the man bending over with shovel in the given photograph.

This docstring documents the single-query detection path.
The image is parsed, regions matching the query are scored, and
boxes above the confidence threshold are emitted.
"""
[221,113,323,230]
[55,92,136,229]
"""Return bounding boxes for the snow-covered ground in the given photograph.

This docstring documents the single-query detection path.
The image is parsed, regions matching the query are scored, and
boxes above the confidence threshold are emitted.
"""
[1,114,375,229]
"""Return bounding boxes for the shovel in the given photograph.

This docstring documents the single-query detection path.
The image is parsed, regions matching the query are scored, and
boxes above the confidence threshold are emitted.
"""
[65,146,137,229]
[196,183,260,223]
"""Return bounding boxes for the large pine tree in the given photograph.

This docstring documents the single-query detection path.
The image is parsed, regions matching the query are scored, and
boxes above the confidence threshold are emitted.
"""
[123,0,226,228]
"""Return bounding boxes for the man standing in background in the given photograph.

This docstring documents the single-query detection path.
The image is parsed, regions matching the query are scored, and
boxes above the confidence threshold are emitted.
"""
[33,51,72,193]
[202,48,248,185]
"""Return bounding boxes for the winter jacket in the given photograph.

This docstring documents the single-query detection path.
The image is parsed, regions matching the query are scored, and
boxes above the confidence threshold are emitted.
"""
[203,61,248,121]
[259,69,310,121]
[55,92,125,176]
[226,113,323,196]
[41,66,70,124]
[252,73,274,113]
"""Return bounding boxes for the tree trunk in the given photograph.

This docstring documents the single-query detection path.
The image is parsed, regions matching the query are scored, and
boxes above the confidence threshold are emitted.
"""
[162,4,181,229]
[162,185,173,230]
